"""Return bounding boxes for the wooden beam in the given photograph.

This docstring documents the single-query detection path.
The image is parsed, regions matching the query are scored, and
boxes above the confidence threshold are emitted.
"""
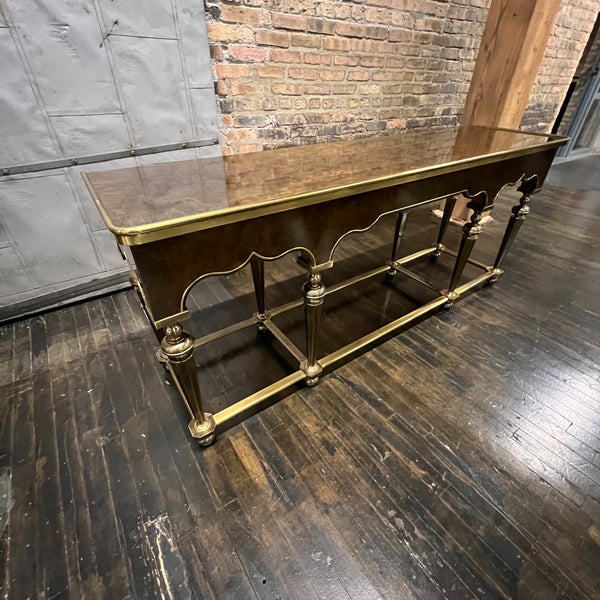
[462,0,563,130]
[450,0,563,220]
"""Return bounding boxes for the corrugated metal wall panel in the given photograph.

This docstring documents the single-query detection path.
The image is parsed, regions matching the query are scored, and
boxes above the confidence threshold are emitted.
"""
[0,0,219,311]
[0,29,59,166]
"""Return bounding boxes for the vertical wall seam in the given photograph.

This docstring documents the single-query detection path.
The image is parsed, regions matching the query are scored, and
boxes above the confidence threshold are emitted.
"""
[171,0,199,140]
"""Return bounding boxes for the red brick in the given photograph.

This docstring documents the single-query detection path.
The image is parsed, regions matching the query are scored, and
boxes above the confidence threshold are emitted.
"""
[386,57,406,68]
[256,65,286,78]
[407,58,426,69]
[231,82,264,95]
[256,29,289,48]
[304,52,331,65]
[348,71,370,81]
[220,5,262,26]
[322,98,334,109]
[332,84,356,94]
[389,28,412,43]
[226,127,258,141]
[351,39,378,53]
[308,98,321,109]
[288,67,319,80]
[214,64,251,79]
[323,37,352,51]
[228,45,267,62]
[270,48,302,63]
[272,82,302,95]
[335,22,365,38]
[334,55,359,66]
[319,70,345,81]
[271,12,309,32]
[206,23,253,43]
[294,98,308,109]
[358,84,380,94]
[303,84,330,95]
[308,18,336,35]
[372,71,393,81]
[291,33,322,48]
[360,56,385,68]
[209,44,224,60]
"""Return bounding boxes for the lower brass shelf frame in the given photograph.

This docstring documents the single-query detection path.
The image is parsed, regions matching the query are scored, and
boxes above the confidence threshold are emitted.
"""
[203,244,495,430]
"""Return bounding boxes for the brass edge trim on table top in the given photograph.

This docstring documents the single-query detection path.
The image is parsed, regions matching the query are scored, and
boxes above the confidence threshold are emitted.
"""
[83,135,568,247]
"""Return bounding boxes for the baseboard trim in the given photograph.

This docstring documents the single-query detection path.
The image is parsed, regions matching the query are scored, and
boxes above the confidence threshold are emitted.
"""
[0,270,131,325]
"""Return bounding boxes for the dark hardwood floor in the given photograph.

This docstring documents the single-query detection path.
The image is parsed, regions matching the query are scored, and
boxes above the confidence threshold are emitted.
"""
[1,159,599,599]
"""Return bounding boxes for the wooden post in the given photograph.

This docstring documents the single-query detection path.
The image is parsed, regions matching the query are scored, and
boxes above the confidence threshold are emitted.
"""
[451,0,563,220]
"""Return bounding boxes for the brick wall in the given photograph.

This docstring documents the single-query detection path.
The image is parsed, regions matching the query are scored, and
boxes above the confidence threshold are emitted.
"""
[206,0,599,155]
[520,0,599,132]
[205,0,491,154]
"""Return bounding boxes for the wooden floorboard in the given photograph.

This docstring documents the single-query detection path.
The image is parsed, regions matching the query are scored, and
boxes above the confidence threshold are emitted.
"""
[1,163,600,599]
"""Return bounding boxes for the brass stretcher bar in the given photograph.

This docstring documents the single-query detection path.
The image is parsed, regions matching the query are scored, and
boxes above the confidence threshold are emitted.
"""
[83,125,567,446]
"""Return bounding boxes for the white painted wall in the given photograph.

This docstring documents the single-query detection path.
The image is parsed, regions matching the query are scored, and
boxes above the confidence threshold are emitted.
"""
[0,0,219,309]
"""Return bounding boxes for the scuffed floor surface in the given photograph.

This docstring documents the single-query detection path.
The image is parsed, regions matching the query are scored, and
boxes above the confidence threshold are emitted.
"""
[1,168,599,599]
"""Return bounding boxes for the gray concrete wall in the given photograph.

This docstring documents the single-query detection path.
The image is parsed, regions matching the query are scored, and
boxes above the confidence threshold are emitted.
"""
[0,0,219,309]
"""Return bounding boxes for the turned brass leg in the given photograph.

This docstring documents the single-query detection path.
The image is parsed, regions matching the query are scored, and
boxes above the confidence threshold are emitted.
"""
[388,212,408,275]
[250,256,268,329]
[445,191,488,308]
[489,175,538,284]
[161,323,215,445]
[431,195,457,261]
[301,272,325,386]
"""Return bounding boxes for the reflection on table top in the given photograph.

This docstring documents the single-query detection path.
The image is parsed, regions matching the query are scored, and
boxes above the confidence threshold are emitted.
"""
[82,125,566,245]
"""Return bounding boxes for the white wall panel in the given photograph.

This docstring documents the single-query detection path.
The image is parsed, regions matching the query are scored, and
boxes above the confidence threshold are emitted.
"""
[51,114,130,156]
[176,0,214,89]
[98,0,176,38]
[109,36,194,146]
[92,229,125,271]
[67,157,138,231]
[1,0,219,310]
[190,88,220,139]
[0,175,102,286]
[4,0,120,115]
[0,247,32,299]
[0,29,58,166]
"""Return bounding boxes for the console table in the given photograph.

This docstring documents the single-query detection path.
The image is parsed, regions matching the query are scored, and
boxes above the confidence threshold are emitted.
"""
[83,126,567,446]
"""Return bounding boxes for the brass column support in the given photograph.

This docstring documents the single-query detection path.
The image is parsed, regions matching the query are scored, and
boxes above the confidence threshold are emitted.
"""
[301,272,325,386]
[489,175,539,283]
[445,191,488,308]
[431,195,458,260]
[388,212,408,275]
[250,256,268,329]
[161,323,216,445]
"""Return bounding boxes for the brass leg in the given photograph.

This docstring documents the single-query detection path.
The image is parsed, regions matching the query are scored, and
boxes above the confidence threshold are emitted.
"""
[301,272,325,386]
[489,175,538,284]
[250,256,268,329]
[388,212,408,275]
[445,191,488,308]
[431,196,457,261]
[161,323,216,446]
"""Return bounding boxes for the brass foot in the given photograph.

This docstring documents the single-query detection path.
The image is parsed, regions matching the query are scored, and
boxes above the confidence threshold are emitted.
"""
[443,290,459,309]
[254,310,270,331]
[430,243,444,262]
[301,360,323,387]
[487,268,504,285]
[189,414,216,446]
[386,260,399,277]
